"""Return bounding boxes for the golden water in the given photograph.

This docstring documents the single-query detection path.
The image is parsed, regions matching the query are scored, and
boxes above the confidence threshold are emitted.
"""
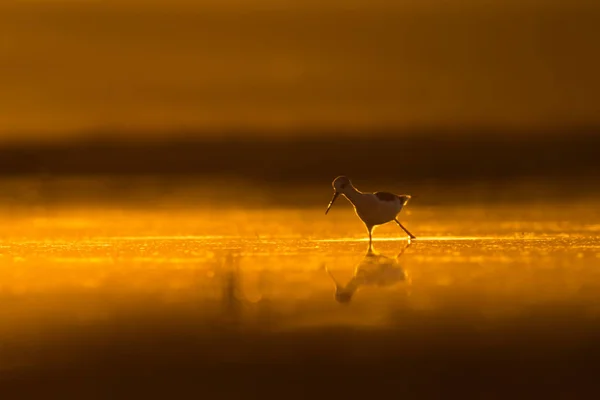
[1,203,600,396]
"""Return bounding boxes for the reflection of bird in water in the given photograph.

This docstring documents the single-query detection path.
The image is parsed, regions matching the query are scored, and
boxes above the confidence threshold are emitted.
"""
[325,176,415,247]
[326,243,411,303]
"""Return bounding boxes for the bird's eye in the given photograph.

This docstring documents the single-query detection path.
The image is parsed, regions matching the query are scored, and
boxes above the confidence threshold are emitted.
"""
[340,183,347,189]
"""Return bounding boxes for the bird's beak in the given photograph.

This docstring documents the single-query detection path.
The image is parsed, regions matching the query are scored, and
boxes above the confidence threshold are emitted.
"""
[325,266,343,289]
[325,191,340,215]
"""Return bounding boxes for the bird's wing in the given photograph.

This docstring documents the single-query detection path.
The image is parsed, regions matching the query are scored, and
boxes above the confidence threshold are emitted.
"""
[374,192,411,206]
[374,192,398,202]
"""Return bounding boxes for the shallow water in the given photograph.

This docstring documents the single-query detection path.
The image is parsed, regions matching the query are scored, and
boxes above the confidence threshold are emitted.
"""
[1,204,600,397]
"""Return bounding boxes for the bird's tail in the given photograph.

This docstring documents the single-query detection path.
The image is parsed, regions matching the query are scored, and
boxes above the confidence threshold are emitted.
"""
[398,195,411,206]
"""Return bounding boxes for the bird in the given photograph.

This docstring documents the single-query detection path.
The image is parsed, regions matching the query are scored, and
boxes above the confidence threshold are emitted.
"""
[325,176,415,246]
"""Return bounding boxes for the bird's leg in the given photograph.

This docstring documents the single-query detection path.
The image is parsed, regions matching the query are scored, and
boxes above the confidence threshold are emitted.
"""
[367,225,374,251]
[395,219,416,240]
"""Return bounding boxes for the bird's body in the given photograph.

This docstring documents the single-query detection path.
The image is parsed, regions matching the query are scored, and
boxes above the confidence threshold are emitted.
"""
[348,190,411,227]
[325,176,415,245]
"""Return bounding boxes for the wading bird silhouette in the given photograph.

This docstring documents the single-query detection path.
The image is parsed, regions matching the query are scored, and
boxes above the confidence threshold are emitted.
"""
[325,176,415,247]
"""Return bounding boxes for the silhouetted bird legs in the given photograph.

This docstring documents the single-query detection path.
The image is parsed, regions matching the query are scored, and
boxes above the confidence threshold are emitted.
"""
[395,219,416,240]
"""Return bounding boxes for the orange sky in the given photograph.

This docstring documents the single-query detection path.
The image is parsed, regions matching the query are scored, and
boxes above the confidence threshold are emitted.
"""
[1,1,599,141]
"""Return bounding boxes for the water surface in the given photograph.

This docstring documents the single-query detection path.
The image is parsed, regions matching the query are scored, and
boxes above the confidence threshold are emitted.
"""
[1,204,600,397]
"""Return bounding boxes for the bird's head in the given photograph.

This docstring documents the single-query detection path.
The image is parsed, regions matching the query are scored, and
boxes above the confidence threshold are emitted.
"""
[334,289,354,304]
[332,176,352,193]
[325,176,352,215]
[325,264,355,304]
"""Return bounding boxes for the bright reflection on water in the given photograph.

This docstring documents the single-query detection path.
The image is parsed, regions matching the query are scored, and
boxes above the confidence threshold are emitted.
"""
[1,204,600,386]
